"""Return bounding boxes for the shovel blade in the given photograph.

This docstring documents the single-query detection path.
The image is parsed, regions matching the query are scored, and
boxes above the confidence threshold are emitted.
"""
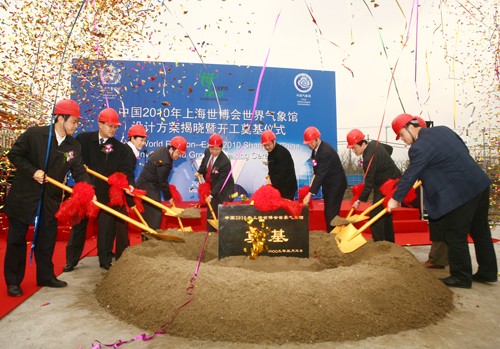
[335,224,368,253]
[330,225,344,235]
[208,219,218,230]
[334,224,356,245]
[347,214,370,223]
[181,226,194,232]
[169,207,185,215]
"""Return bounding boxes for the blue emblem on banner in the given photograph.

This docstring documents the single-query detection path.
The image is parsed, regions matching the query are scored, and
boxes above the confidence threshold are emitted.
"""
[294,73,313,93]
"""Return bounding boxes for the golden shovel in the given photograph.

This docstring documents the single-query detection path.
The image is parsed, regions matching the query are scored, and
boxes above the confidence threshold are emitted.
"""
[45,176,184,242]
[336,180,423,253]
[196,174,218,230]
[86,167,179,217]
[336,208,388,253]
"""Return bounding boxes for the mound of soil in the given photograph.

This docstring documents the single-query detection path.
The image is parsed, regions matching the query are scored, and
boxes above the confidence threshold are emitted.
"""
[95,231,453,344]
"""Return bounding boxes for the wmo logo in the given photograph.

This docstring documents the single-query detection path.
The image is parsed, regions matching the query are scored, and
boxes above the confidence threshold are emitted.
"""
[294,73,313,93]
[200,68,228,97]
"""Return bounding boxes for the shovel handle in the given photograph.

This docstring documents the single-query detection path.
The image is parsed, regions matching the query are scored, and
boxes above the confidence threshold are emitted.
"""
[266,175,270,185]
[45,176,166,237]
[132,206,149,228]
[86,167,177,217]
[346,207,355,219]
[359,180,422,216]
[196,174,218,226]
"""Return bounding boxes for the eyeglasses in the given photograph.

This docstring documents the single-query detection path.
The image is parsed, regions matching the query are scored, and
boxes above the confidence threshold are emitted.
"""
[103,123,119,129]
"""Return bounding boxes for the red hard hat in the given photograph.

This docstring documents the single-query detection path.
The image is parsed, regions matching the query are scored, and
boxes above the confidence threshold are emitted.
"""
[303,126,321,144]
[98,108,122,126]
[53,99,83,119]
[392,113,417,140]
[414,116,427,128]
[170,136,187,154]
[127,124,148,138]
[261,130,276,144]
[346,129,365,149]
[209,133,223,147]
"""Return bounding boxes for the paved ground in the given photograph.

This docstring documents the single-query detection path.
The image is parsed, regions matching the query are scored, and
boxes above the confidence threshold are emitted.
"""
[1,227,499,349]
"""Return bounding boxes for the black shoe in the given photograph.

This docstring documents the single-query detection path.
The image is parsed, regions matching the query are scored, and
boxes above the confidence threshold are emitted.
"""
[7,285,23,297]
[100,263,112,270]
[439,276,472,289]
[37,278,68,288]
[63,264,74,272]
[472,274,498,283]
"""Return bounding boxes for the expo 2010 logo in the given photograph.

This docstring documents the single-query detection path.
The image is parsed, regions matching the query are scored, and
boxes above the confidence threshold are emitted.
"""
[294,73,313,93]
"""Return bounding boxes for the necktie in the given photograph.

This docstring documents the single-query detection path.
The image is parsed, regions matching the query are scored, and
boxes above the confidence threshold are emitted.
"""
[206,157,213,184]
[100,138,105,147]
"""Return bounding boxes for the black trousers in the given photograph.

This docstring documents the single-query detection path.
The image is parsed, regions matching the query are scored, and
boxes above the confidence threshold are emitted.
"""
[369,188,395,243]
[66,205,128,266]
[4,212,58,285]
[141,190,163,230]
[445,188,497,282]
[323,186,346,233]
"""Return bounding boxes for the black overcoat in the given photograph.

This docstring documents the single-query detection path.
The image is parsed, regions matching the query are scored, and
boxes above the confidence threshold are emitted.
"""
[75,131,134,204]
[136,146,173,201]
[5,126,90,226]
[359,141,401,202]
[267,143,298,199]
[309,140,347,197]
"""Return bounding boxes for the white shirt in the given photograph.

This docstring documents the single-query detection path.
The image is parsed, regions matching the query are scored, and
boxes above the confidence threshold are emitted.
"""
[127,141,140,158]
[55,132,66,146]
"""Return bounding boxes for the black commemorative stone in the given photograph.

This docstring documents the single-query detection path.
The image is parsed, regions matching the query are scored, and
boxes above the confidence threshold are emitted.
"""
[218,204,309,260]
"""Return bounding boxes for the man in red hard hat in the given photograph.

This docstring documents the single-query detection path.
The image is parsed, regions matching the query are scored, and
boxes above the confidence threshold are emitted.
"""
[135,135,187,230]
[261,130,297,200]
[346,129,401,242]
[126,124,148,181]
[303,126,347,233]
[195,133,235,232]
[64,108,135,272]
[388,113,497,289]
[4,99,91,297]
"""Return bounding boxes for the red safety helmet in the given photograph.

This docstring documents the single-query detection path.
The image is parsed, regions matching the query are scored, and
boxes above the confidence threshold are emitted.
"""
[303,126,321,144]
[209,133,223,147]
[392,113,417,140]
[346,129,365,149]
[98,108,122,126]
[127,124,148,138]
[414,116,427,128]
[260,130,276,144]
[53,99,83,119]
[170,136,187,154]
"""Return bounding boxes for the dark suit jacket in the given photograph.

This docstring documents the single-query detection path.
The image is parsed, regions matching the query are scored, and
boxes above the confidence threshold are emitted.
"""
[268,143,298,199]
[136,146,173,201]
[392,126,491,219]
[76,131,134,204]
[5,126,90,226]
[359,141,401,202]
[310,140,347,197]
[198,148,234,203]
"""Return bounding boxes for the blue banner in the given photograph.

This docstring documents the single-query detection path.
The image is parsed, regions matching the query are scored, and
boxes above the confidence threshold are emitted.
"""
[71,60,337,201]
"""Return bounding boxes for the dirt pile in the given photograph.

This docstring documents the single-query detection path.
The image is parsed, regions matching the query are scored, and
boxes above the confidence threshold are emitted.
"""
[95,231,453,344]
